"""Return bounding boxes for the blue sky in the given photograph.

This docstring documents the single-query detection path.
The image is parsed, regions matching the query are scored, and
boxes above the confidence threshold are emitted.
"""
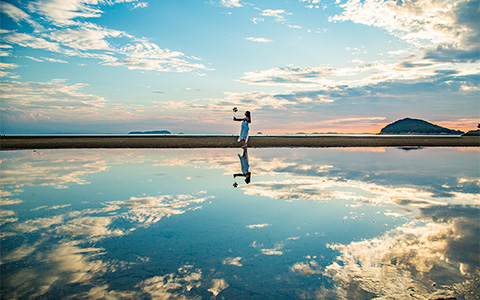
[1,0,479,134]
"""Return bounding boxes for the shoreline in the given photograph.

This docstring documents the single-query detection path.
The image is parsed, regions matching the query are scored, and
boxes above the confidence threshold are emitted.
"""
[1,135,479,150]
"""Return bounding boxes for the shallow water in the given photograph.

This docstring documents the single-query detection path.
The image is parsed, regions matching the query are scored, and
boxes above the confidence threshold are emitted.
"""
[0,148,479,299]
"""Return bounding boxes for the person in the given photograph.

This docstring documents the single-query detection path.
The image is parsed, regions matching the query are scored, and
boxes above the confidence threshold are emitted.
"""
[233,147,251,187]
[233,111,251,148]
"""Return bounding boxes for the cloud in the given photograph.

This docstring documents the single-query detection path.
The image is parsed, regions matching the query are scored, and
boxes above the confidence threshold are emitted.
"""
[0,80,110,122]
[219,0,244,7]
[0,2,42,30]
[234,60,479,123]
[0,61,19,78]
[2,32,64,53]
[331,0,480,62]
[132,2,148,9]
[239,60,478,89]
[27,0,123,26]
[260,9,292,23]
[245,37,273,43]
[0,2,210,74]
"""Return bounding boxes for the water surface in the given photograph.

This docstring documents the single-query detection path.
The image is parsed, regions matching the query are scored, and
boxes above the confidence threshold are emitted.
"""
[1,148,479,299]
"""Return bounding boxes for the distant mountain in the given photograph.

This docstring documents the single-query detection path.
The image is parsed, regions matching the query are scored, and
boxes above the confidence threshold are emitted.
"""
[129,130,171,134]
[379,118,464,135]
[463,130,480,136]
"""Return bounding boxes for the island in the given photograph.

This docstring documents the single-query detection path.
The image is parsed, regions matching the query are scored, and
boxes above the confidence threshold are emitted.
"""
[463,130,480,136]
[379,118,464,135]
[128,130,171,135]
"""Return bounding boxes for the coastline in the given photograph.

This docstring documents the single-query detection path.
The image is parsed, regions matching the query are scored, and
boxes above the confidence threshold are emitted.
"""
[1,135,479,150]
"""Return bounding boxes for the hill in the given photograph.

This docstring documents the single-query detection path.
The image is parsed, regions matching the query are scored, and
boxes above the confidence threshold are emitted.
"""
[379,118,464,135]
[128,130,171,134]
[463,130,480,136]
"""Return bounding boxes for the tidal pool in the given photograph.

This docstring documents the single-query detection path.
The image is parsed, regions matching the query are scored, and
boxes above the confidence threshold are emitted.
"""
[1,148,479,299]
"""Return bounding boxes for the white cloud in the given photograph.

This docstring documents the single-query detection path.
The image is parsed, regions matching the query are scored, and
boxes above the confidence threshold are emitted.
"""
[250,17,264,24]
[331,0,458,45]
[132,2,148,9]
[42,57,68,63]
[238,60,480,92]
[0,2,42,30]
[220,0,243,7]
[0,80,109,121]
[331,0,480,62]
[245,37,273,43]
[27,0,104,26]
[1,2,209,74]
[3,32,64,53]
[260,9,292,23]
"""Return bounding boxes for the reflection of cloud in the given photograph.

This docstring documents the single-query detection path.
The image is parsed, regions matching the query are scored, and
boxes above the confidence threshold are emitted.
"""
[246,223,271,229]
[321,205,480,299]
[3,241,107,299]
[291,260,322,276]
[56,216,123,237]
[0,209,17,225]
[245,178,441,210]
[252,236,300,256]
[111,193,212,229]
[1,190,211,298]
[4,193,210,240]
[223,257,243,267]
[0,150,108,189]
[140,265,203,299]
[208,278,229,296]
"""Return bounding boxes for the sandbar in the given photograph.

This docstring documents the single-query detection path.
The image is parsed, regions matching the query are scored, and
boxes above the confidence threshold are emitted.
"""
[1,135,479,150]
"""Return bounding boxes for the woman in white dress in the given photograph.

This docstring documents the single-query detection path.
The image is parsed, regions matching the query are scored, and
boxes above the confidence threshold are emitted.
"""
[233,111,251,148]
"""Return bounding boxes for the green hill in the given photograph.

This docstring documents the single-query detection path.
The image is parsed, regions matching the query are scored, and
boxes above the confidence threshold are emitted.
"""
[379,118,464,135]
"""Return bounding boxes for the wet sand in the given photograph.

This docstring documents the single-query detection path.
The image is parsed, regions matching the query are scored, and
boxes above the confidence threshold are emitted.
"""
[1,135,479,150]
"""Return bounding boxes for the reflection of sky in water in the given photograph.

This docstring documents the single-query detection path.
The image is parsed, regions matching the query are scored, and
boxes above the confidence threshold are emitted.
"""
[0,148,478,299]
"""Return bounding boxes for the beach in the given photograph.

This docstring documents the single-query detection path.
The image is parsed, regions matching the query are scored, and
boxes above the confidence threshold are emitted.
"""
[1,135,479,150]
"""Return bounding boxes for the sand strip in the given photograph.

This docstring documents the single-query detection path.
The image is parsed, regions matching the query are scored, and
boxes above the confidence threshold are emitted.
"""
[1,136,479,150]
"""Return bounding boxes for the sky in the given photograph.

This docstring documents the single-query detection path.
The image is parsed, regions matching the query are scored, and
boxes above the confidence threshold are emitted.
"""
[0,0,479,134]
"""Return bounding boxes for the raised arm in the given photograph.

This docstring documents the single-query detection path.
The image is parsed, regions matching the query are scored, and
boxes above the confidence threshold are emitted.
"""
[233,117,249,122]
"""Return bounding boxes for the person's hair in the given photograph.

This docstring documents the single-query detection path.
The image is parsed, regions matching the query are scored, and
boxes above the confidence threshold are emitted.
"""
[245,111,251,123]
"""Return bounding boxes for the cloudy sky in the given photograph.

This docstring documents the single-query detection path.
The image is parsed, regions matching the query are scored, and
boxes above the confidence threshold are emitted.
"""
[1,0,478,134]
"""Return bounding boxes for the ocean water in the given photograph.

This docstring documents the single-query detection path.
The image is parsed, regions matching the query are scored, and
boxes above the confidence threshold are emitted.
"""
[0,148,478,299]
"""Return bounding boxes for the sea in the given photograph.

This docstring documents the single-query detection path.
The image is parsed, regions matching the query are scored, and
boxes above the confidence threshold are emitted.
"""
[0,147,478,299]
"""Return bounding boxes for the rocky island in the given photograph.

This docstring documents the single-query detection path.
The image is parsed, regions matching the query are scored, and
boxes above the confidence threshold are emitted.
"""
[128,130,171,134]
[379,118,464,135]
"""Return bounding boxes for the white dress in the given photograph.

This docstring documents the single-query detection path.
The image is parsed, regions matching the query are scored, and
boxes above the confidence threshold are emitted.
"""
[238,120,249,142]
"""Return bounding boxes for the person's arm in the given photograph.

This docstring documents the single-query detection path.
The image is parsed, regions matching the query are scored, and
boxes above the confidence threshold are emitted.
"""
[233,117,247,121]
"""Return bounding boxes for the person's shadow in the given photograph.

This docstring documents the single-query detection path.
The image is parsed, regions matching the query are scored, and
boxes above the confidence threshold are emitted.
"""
[233,148,251,187]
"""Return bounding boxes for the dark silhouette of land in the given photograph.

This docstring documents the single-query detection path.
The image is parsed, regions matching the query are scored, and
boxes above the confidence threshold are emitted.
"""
[379,118,464,135]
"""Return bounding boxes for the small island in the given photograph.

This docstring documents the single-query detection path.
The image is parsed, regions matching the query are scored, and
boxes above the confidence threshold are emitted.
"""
[379,118,464,135]
[128,130,171,135]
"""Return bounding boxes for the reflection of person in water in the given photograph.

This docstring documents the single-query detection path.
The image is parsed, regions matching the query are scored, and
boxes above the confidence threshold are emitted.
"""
[233,148,251,187]
[233,111,251,148]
